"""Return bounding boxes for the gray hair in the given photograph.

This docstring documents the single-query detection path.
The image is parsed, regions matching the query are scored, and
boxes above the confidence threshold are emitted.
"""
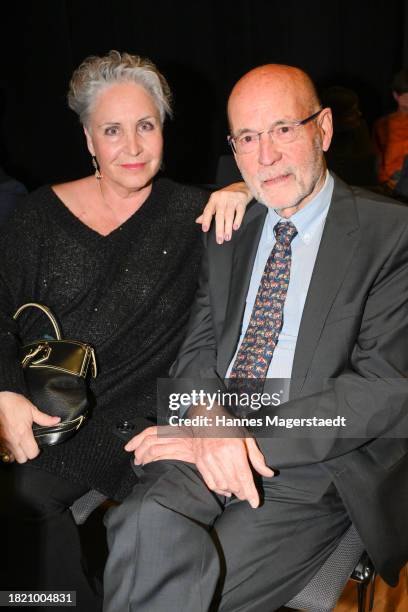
[67,50,172,127]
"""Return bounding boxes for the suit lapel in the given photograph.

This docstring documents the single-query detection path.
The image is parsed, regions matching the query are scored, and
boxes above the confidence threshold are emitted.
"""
[290,178,360,398]
[217,202,267,376]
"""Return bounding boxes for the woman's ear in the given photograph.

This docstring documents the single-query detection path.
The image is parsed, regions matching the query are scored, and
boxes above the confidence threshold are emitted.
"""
[84,126,95,156]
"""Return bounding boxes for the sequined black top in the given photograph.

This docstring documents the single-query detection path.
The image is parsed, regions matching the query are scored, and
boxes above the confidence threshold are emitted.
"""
[0,178,207,499]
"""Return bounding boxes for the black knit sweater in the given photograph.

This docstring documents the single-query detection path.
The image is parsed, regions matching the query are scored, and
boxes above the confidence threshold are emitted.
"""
[0,178,207,499]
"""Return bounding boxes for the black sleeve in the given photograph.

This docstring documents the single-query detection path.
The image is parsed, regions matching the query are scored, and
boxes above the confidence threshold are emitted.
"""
[0,201,42,395]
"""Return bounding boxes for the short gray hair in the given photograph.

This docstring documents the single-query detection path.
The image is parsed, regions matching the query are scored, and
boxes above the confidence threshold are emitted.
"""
[67,50,172,126]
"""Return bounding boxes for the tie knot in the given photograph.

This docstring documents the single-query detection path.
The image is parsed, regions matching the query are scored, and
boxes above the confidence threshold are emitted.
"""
[273,221,298,245]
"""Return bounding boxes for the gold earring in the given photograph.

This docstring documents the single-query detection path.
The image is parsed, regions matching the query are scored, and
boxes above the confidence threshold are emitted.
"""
[92,155,102,180]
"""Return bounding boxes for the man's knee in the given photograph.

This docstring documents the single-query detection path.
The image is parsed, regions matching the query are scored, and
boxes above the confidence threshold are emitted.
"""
[106,460,223,545]
[106,462,185,538]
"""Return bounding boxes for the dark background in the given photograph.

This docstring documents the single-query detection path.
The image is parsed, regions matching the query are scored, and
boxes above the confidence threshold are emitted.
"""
[1,0,408,189]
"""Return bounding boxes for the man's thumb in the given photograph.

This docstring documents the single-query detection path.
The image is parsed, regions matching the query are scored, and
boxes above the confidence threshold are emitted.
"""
[246,438,274,477]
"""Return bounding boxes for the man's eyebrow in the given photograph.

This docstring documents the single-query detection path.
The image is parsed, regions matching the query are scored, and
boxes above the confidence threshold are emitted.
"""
[234,128,258,137]
[234,119,293,137]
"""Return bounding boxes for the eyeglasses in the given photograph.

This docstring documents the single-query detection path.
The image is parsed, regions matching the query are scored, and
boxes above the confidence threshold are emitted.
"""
[227,109,323,154]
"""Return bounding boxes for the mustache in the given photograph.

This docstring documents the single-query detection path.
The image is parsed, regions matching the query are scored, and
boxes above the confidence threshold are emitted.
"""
[257,170,293,181]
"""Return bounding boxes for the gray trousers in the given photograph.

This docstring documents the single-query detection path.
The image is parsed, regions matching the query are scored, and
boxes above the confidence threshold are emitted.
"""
[103,460,350,612]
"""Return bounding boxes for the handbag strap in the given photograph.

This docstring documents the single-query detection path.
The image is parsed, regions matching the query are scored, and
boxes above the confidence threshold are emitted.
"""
[13,303,62,340]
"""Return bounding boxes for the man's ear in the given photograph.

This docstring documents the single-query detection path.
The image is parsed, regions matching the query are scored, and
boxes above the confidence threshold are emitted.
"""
[84,126,95,156]
[393,91,400,104]
[319,108,333,152]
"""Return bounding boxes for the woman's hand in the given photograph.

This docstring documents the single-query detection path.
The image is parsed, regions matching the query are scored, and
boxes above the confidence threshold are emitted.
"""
[196,182,252,244]
[0,391,60,463]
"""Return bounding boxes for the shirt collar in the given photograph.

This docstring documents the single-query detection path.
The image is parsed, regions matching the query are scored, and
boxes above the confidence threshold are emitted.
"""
[267,171,334,244]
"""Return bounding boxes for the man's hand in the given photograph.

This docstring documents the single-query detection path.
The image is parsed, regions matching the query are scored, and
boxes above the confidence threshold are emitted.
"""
[0,391,60,463]
[192,435,273,508]
[125,425,196,465]
[196,182,252,244]
[125,420,274,508]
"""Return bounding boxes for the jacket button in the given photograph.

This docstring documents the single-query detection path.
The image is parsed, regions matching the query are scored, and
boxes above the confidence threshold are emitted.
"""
[116,421,135,434]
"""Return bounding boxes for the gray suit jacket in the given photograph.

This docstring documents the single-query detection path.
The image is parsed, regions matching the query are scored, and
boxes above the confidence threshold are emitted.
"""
[170,177,408,586]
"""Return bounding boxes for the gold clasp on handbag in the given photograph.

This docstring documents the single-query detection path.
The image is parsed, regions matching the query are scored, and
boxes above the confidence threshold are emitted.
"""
[21,343,52,367]
[89,347,98,378]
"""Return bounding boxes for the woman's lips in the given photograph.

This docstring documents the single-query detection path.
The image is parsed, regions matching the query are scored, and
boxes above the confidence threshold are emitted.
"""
[121,163,146,170]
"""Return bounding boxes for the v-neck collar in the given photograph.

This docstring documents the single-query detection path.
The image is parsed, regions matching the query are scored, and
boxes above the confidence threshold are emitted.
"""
[42,179,169,247]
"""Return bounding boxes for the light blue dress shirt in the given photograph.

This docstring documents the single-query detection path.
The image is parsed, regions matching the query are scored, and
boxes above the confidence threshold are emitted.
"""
[227,171,334,379]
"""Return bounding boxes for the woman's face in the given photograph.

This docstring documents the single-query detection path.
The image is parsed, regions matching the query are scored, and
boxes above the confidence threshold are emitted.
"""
[85,81,163,194]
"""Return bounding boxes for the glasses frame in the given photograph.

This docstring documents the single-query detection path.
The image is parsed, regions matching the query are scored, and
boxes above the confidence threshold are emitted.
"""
[227,108,323,154]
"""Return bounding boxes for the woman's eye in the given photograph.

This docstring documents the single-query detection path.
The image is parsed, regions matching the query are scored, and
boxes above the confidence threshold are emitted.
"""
[105,126,119,136]
[138,121,155,133]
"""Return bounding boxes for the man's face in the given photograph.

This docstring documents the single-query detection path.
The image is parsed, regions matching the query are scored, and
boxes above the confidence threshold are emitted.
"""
[394,91,408,113]
[228,79,332,215]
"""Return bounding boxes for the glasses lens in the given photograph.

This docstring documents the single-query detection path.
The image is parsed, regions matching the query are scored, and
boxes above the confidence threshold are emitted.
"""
[232,119,309,153]
[236,133,259,154]
[273,125,297,144]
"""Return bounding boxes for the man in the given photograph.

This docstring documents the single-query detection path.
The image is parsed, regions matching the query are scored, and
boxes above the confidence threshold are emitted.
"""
[0,165,26,224]
[321,85,376,186]
[104,65,408,612]
[373,68,408,191]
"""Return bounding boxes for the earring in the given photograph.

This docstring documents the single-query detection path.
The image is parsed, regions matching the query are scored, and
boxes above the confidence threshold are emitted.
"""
[92,155,102,180]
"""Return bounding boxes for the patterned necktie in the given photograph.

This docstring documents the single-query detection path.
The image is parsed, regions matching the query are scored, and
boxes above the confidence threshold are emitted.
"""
[230,220,298,380]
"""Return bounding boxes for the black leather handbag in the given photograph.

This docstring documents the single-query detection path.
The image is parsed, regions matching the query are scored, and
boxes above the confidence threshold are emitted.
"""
[13,303,97,446]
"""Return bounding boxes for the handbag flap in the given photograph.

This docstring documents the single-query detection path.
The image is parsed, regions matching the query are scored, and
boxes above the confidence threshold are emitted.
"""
[19,340,97,378]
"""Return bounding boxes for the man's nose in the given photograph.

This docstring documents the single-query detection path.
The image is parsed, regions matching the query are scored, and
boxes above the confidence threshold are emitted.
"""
[258,132,282,165]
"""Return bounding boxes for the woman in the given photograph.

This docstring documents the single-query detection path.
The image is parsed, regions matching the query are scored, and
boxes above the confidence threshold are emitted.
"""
[0,51,249,609]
